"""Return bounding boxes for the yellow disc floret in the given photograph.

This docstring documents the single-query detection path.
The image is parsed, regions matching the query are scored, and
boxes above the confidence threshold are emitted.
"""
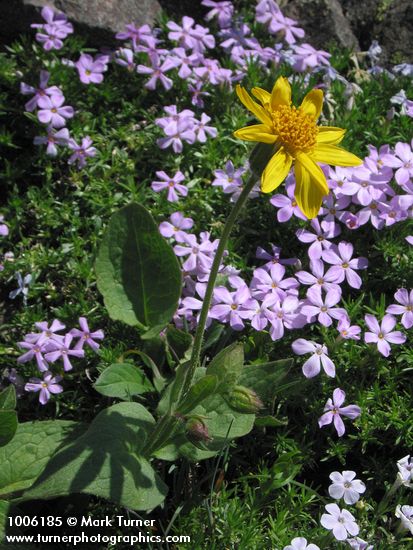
[271,105,318,154]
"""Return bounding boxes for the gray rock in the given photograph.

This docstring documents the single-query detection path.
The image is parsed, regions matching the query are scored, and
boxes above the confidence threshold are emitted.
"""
[0,0,161,45]
[282,0,360,51]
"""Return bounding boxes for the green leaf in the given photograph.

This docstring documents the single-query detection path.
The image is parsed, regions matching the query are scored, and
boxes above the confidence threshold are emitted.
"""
[177,375,218,415]
[0,386,16,410]
[0,411,17,448]
[166,326,193,359]
[238,359,295,404]
[207,342,244,391]
[25,403,168,511]
[254,415,288,428]
[0,421,85,498]
[156,368,255,462]
[95,203,182,332]
[94,363,154,400]
[0,499,9,541]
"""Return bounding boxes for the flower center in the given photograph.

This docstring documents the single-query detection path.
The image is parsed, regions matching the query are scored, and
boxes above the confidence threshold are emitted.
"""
[317,236,324,241]
[321,306,328,312]
[378,332,384,339]
[168,181,175,187]
[42,382,48,388]
[406,305,412,311]
[271,105,318,154]
[271,282,278,288]
[85,69,92,75]
[342,330,348,336]
[329,208,336,214]
[317,278,324,285]
[291,200,297,207]
[342,262,349,268]
[51,108,57,113]
[231,304,238,310]
[344,481,351,488]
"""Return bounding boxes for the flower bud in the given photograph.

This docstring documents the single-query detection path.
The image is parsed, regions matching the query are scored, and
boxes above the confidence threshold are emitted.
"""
[225,385,263,414]
[185,416,211,444]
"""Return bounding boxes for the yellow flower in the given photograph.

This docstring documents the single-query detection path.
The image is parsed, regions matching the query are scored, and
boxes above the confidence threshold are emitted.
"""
[233,76,362,218]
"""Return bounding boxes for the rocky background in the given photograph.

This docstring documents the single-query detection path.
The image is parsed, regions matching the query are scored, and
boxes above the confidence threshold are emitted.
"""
[0,0,412,64]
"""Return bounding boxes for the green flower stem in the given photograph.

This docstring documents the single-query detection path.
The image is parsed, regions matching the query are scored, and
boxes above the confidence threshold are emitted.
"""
[180,173,258,401]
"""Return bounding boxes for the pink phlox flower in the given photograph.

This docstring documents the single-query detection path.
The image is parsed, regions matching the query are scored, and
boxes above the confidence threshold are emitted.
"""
[115,48,136,71]
[318,388,361,437]
[256,244,298,268]
[379,194,413,226]
[25,371,63,405]
[75,53,108,85]
[193,113,217,142]
[255,0,281,27]
[68,136,97,168]
[174,232,218,273]
[167,17,198,50]
[302,286,347,327]
[292,43,331,72]
[69,317,104,351]
[322,242,368,289]
[364,313,406,357]
[0,215,8,236]
[328,470,366,504]
[265,9,305,44]
[320,503,359,540]
[292,338,335,378]
[328,166,360,197]
[337,317,361,340]
[320,193,351,226]
[201,0,234,28]
[296,218,339,260]
[212,160,246,191]
[381,140,413,189]
[267,294,301,341]
[356,198,386,230]
[270,175,307,222]
[135,35,169,65]
[165,47,201,79]
[44,333,85,371]
[386,288,413,329]
[209,284,252,330]
[397,455,413,487]
[251,263,299,301]
[156,116,196,153]
[346,537,374,550]
[151,170,188,202]
[283,537,320,550]
[159,212,194,242]
[20,70,63,112]
[37,94,74,128]
[351,163,393,206]
[34,126,70,157]
[17,341,49,372]
[295,259,341,292]
[188,79,210,108]
[115,23,153,48]
[137,58,176,90]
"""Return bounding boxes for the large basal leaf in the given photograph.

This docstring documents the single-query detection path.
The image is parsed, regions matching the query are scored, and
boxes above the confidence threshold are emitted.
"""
[0,499,9,541]
[238,359,296,404]
[25,403,167,511]
[95,203,182,333]
[94,363,154,400]
[206,342,244,391]
[0,386,16,410]
[0,411,17,448]
[0,421,85,498]
[156,368,255,462]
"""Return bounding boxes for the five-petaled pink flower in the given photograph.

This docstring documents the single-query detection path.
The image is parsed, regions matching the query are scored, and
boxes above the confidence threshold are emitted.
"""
[151,171,188,202]
[364,314,406,356]
[386,289,413,329]
[318,388,361,437]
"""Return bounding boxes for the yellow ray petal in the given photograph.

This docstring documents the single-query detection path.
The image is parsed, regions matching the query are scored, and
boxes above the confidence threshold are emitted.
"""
[296,152,329,195]
[270,76,291,111]
[316,126,346,145]
[251,86,271,107]
[312,144,363,166]
[236,85,272,126]
[294,161,325,219]
[299,89,323,120]
[261,147,292,194]
[233,124,277,143]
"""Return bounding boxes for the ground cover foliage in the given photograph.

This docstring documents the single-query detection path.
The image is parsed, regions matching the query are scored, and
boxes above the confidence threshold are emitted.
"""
[1,1,413,548]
